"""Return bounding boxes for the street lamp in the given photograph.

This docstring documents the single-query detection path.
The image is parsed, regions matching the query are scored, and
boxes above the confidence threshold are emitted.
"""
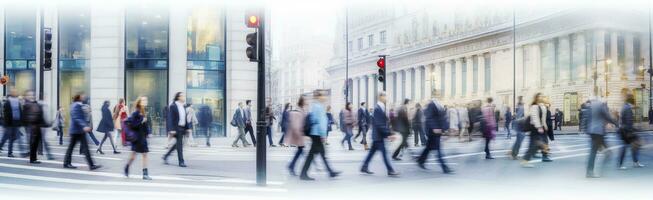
[593,58,612,97]
[430,71,436,98]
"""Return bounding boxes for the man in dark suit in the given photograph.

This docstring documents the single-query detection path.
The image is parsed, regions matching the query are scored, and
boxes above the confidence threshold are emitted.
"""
[198,105,214,146]
[554,109,563,131]
[163,92,190,167]
[354,102,368,145]
[22,90,50,163]
[244,100,256,145]
[417,93,453,174]
[0,89,26,158]
[392,99,411,160]
[63,93,101,170]
[231,102,250,147]
[360,92,399,177]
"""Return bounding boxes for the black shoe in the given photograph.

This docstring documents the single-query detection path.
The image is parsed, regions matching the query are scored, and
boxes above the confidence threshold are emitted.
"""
[388,171,400,177]
[179,163,187,168]
[89,165,102,171]
[30,160,41,164]
[96,150,105,155]
[542,157,553,162]
[299,175,315,181]
[392,157,402,161]
[124,165,130,177]
[443,167,455,174]
[329,171,341,178]
[348,147,355,151]
[288,168,297,176]
[485,156,495,159]
[63,164,77,169]
[417,162,427,170]
[162,157,169,165]
[142,168,152,180]
[7,154,15,158]
[206,143,211,147]
[113,151,121,154]
[360,168,374,175]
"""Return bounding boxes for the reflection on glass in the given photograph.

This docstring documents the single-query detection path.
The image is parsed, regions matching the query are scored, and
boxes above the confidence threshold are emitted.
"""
[186,7,226,137]
[59,7,91,134]
[4,7,36,92]
[126,70,168,136]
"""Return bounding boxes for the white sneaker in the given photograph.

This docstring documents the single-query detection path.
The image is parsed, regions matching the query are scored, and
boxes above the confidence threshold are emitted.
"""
[619,166,627,170]
[634,162,646,168]
[521,161,534,168]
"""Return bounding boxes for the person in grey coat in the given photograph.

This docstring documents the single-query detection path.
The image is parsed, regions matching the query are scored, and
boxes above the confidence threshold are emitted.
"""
[585,97,618,178]
[96,100,120,154]
[231,102,250,147]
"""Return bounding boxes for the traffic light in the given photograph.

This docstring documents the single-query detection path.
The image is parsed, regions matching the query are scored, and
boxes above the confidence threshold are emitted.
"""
[246,32,258,62]
[377,56,386,82]
[245,11,260,28]
[42,28,53,71]
[0,75,9,85]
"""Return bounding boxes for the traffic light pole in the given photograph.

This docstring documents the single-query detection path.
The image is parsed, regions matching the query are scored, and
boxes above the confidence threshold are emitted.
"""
[255,11,267,187]
[39,8,44,100]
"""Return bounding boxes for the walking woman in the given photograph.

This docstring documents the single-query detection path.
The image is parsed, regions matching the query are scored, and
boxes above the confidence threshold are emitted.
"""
[113,98,128,146]
[481,98,497,159]
[286,96,308,176]
[341,102,356,151]
[521,93,552,168]
[53,106,65,145]
[278,103,291,147]
[97,101,120,154]
[265,106,277,147]
[124,96,152,180]
[618,93,645,169]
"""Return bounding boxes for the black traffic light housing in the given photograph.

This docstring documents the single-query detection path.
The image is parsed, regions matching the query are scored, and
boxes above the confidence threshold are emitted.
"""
[377,55,386,90]
[42,28,53,71]
[246,32,258,62]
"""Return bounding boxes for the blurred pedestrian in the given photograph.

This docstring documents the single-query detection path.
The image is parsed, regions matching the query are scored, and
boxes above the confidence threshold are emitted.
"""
[299,90,341,181]
[392,99,411,160]
[286,96,308,176]
[53,106,65,145]
[185,103,198,147]
[63,92,101,170]
[468,100,483,143]
[278,103,291,147]
[554,108,563,131]
[481,98,497,159]
[244,100,256,145]
[521,93,552,168]
[341,102,356,150]
[413,103,426,147]
[545,103,555,142]
[197,105,213,147]
[584,97,618,178]
[22,90,50,163]
[354,102,369,148]
[124,96,152,180]
[96,100,120,154]
[0,88,26,158]
[618,93,645,170]
[361,92,399,177]
[265,105,277,147]
[417,91,453,174]
[510,96,526,159]
[113,98,128,146]
[79,98,100,155]
[326,105,335,146]
[231,102,250,147]
[457,104,470,142]
[504,106,513,139]
[447,104,460,139]
[163,92,190,168]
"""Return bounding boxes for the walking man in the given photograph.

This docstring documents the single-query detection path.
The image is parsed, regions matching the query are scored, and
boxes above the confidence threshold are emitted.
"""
[163,92,190,167]
[244,100,256,145]
[585,97,618,178]
[299,90,341,180]
[392,99,411,160]
[63,93,101,170]
[231,102,250,147]
[0,89,25,158]
[417,92,453,174]
[360,92,400,177]
[22,90,50,163]
[354,102,369,148]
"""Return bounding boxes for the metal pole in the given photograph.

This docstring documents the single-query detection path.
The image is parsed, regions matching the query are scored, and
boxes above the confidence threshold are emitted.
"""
[648,4,653,123]
[345,7,349,103]
[512,7,516,112]
[39,8,44,100]
[255,10,267,186]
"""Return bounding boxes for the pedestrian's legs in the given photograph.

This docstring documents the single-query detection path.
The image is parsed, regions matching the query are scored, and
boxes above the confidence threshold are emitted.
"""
[522,132,540,161]
[511,131,525,158]
[79,134,95,166]
[0,131,9,149]
[413,126,420,145]
[106,132,118,152]
[57,129,64,145]
[506,124,511,139]
[392,132,408,159]
[361,142,379,170]
[586,134,601,176]
[64,134,80,165]
[88,132,100,145]
[420,126,428,145]
[29,127,42,162]
[317,142,334,174]
[266,126,273,145]
[97,132,109,152]
[484,138,492,158]
[619,144,627,167]
[278,130,286,145]
[432,134,450,171]
[245,124,256,145]
[288,146,304,171]
[377,141,395,173]
[361,126,368,145]
[175,129,185,165]
[300,138,319,177]
[7,127,18,156]
[417,135,434,164]
[205,127,212,146]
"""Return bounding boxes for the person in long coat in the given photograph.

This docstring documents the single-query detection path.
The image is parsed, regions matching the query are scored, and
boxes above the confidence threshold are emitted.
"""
[286,96,308,176]
[96,101,120,154]
[124,96,152,180]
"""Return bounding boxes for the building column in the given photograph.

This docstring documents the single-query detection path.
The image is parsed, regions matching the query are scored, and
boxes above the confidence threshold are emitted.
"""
[610,31,619,81]
[169,6,188,101]
[456,58,463,99]
[406,68,414,100]
[465,56,473,98]
[425,64,434,100]
[477,54,486,97]
[444,60,453,98]
[625,33,635,80]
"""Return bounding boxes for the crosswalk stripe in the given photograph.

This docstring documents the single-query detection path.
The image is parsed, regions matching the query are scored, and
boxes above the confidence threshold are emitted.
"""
[0,183,284,200]
[0,156,89,167]
[0,172,286,192]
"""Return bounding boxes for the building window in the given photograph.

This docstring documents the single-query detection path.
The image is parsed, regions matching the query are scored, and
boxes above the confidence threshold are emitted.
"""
[368,34,374,47]
[571,34,586,81]
[473,56,478,93]
[451,60,456,97]
[484,54,491,92]
[420,67,425,100]
[461,58,467,96]
[58,7,91,126]
[557,37,571,81]
[357,37,363,50]
[392,73,397,103]
[4,7,36,94]
[411,69,416,100]
[380,31,386,44]
[440,62,445,96]
[617,34,625,76]
[125,5,169,136]
[634,36,642,76]
[401,71,406,100]
[187,7,227,137]
[540,41,555,86]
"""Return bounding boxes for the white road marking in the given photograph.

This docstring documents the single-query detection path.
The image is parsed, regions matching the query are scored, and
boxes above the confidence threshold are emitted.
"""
[0,183,283,200]
[0,156,89,167]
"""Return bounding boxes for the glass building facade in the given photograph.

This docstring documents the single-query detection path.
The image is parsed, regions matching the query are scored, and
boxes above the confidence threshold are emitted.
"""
[125,6,169,136]
[186,8,227,137]
[4,7,36,94]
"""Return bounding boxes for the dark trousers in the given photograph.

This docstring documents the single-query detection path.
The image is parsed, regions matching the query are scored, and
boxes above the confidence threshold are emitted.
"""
[354,125,368,145]
[300,135,334,176]
[362,140,394,172]
[413,125,426,145]
[392,131,410,158]
[0,127,24,155]
[619,143,640,167]
[98,131,117,152]
[522,131,547,161]
[511,131,526,158]
[64,133,95,166]
[266,126,274,145]
[587,134,608,175]
[505,123,512,139]
[341,128,353,149]
[484,138,492,157]
[555,121,562,130]
[245,123,256,145]
[200,127,211,145]
[28,126,43,162]
[278,130,286,145]
[288,146,304,171]
[164,127,186,164]
[417,134,449,171]
[56,128,64,145]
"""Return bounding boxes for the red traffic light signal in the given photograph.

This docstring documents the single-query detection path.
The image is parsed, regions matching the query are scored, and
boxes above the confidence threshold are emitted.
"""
[245,12,260,28]
[377,57,385,68]
[0,75,9,85]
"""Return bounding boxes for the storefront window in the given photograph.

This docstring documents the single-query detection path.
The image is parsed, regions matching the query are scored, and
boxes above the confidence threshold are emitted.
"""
[126,6,169,136]
[187,8,226,137]
[59,7,91,133]
[4,7,36,93]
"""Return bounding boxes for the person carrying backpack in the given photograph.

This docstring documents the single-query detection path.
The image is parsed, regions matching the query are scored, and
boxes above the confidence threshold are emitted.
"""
[521,93,553,168]
[123,96,152,180]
